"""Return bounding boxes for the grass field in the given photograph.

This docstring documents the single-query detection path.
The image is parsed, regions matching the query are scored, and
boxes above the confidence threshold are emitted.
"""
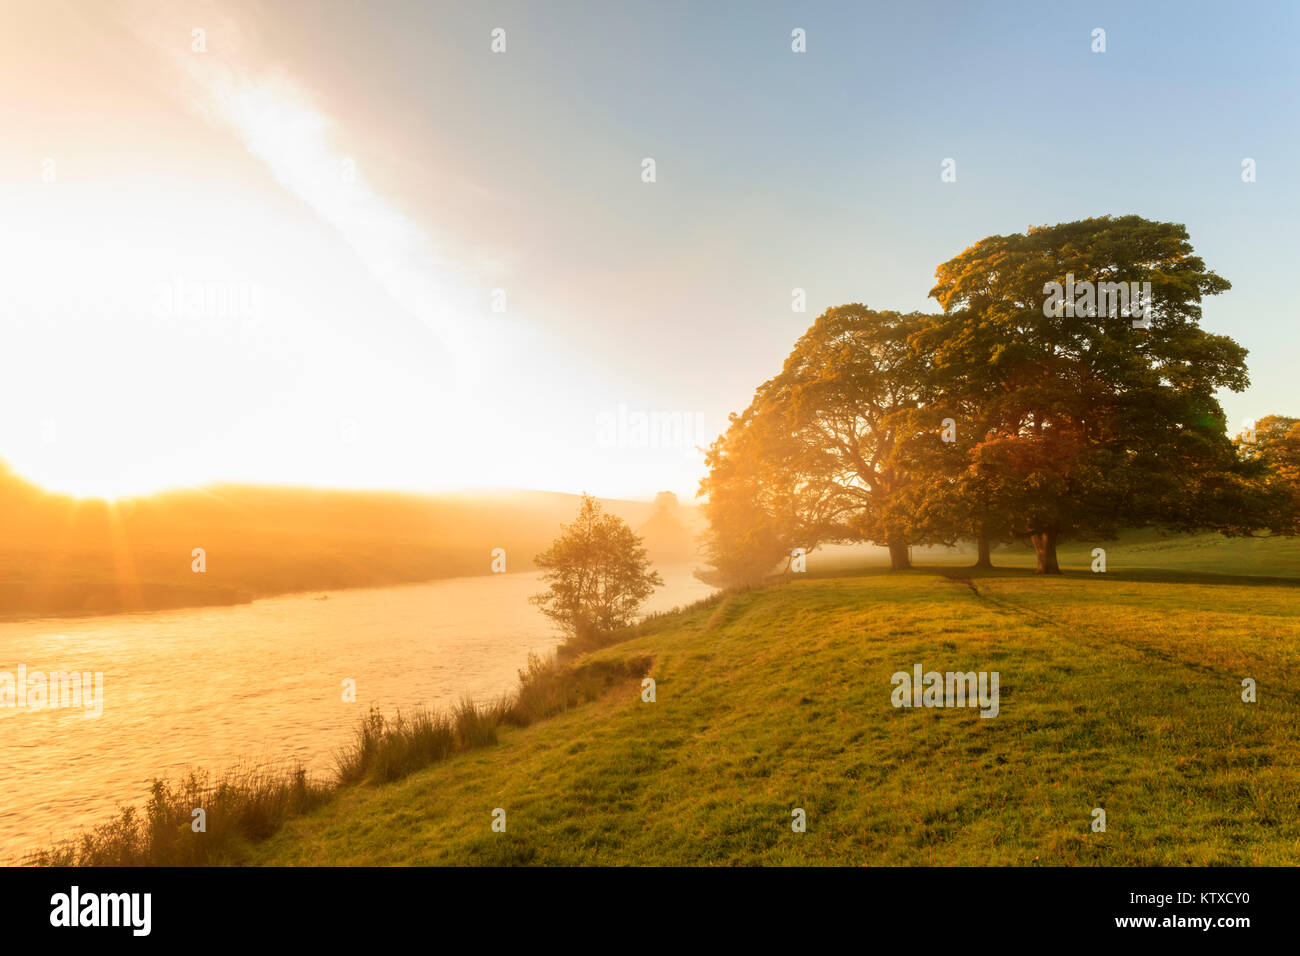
[252,533,1300,866]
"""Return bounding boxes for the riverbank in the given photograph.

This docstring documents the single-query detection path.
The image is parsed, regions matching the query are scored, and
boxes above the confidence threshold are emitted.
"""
[25,646,662,865]
[249,561,1299,865]
[23,532,1300,866]
[2,565,712,861]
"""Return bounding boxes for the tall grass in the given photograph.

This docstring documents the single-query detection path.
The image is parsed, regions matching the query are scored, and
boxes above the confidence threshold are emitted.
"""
[27,765,332,866]
[26,648,653,866]
[333,654,650,784]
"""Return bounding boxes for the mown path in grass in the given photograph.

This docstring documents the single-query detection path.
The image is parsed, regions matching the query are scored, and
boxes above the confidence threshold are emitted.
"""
[253,568,1300,865]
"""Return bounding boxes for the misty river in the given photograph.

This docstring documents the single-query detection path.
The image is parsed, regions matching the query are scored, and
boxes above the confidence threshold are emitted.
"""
[0,564,713,860]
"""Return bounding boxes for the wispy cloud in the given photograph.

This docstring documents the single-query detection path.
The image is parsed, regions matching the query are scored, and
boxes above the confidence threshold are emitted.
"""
[118,1,482,381]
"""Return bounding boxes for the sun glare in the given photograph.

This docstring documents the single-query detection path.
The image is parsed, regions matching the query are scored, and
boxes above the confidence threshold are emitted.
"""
[16,467,176,502]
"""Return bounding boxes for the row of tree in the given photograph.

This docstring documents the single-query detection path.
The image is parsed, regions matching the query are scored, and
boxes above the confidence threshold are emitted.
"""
[699,216,1299,584]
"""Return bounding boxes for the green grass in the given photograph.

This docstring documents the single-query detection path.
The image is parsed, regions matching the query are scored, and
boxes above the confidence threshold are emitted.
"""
[815,528,1300,580]
[998,529,1300,579]
[249,538,1300,866]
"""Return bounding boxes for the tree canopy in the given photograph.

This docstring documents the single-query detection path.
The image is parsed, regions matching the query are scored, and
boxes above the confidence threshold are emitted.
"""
[698,216,1289,585]
[699,306,940,579]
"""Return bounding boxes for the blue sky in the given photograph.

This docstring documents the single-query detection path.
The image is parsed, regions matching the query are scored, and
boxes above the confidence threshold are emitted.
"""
[286,0,1300,439]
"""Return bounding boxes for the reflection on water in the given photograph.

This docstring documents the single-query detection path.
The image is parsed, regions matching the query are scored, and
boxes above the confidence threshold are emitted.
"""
[0,565,711,860]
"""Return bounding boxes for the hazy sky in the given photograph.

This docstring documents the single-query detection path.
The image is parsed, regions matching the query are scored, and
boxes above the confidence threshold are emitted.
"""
[1,0,1296,499]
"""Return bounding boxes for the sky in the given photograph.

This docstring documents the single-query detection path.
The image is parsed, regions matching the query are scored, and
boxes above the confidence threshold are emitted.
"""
[0,0,1296,500]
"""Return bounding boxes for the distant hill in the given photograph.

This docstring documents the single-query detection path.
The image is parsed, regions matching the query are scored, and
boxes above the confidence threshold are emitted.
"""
[0,460,701,618]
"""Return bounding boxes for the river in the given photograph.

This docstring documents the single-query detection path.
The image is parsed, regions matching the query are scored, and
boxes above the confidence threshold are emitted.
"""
[0,564,712,861]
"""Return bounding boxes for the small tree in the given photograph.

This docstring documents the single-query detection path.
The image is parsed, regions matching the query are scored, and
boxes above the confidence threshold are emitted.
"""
[531,494,663,640]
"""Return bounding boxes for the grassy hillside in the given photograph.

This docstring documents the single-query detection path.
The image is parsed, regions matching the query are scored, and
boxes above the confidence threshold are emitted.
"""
[251,545,1300,866]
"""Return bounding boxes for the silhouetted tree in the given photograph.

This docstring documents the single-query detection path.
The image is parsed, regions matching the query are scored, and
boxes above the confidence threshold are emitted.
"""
[699,306,940,581]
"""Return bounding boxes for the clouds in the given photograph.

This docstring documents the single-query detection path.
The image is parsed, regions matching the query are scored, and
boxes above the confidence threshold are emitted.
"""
[119,1,485,385]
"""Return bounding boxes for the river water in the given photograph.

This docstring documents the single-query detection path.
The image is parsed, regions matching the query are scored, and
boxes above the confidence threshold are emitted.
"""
[0,565,712,860]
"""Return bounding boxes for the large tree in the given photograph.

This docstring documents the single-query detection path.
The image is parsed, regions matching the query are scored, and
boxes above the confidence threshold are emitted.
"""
[925,215,1258,572]
[889,313,1020,569]
[699,306,939,580]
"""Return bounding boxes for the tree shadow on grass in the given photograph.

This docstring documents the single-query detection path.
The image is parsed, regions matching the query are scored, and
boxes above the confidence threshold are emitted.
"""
[800,562,1300,589]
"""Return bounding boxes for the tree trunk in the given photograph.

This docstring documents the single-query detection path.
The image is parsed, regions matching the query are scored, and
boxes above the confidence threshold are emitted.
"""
[1030,528,1061,575]
[973,534,993,569]
[887,539,912,571]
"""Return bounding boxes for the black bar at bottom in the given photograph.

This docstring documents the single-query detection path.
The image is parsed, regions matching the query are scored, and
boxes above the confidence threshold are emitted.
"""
[0,865,1292,942]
